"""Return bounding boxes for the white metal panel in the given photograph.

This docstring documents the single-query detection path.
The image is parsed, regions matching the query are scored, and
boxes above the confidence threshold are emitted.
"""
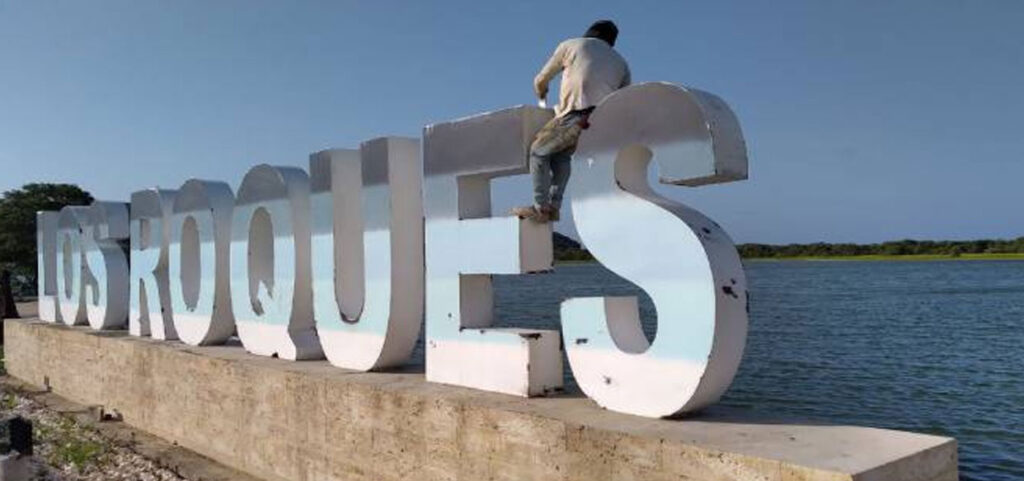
[82,201,130,330]
[562,82,749,417]
[230,165,323,360]
[310,137,424,371]
[36,211,61,323]
[168,179,236,346]
[423,105,562,397]
[56,206,89,326]
[129,188,177,339]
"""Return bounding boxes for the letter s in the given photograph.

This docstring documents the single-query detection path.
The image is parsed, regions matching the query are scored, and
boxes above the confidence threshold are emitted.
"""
[562,82,749,418]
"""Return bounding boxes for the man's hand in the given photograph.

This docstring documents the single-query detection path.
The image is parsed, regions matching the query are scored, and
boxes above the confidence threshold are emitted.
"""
[534,79,548,101]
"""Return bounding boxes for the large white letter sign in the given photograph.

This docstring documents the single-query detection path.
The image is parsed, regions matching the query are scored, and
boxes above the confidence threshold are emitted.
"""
[56,206,89,325]
[169,180,235,346]
[82,202,130,330]
[36,211,61,323]
[562,82,749,418]
[423,106,562,397]
[310,138,424,371]
[129,189,177,339]
[230,165,323,360]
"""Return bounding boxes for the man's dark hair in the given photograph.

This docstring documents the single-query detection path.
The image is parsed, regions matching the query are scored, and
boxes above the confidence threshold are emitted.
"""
[584,20,619,47]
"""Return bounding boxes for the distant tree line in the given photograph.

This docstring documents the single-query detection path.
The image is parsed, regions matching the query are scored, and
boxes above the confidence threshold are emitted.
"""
[553,233,595,262]
[554,233,1024,262]
[736,238,1024,258]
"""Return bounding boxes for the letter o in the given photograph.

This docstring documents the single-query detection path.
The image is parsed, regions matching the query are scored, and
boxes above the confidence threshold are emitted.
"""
[168,179,236,345]
[56,206,89,326]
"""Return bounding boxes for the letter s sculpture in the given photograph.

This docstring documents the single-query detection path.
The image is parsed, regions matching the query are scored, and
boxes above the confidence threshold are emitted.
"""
[562,83,749,417]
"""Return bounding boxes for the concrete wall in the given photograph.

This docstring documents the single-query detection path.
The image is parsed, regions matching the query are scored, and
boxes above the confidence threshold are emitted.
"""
[4,319,958,481]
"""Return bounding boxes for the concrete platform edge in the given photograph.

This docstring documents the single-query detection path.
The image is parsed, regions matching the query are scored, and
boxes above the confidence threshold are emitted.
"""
[3,318,958,481]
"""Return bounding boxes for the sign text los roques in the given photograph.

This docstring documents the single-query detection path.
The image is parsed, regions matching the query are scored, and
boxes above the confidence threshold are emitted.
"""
[35,83,748,418]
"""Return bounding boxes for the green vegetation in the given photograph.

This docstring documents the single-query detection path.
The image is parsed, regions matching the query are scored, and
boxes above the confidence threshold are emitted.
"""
[0,182,93,298]
[747,253,1024,262]
[737,238,1024,260]
[37,417,106,469]
[52,437,105,469]
[554,232,595,262]
[554,233,1024,263]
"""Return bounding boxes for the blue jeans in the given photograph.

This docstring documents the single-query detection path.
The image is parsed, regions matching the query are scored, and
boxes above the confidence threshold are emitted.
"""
[531,148,573,210]
[530,111,589,209]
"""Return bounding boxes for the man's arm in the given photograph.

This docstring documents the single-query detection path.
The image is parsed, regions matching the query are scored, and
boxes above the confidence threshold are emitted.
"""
[621,63,632,88]
[534,41,567,100]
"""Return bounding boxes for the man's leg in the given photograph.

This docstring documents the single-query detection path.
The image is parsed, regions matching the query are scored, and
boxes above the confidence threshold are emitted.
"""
[531,151,553,208]
[547,149,573,216]
[512,151,552,221]
[512,113,582,222]
[544,112,585,220]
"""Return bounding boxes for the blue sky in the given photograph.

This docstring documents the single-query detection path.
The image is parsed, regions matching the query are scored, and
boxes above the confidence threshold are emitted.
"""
[1,1,1021,243]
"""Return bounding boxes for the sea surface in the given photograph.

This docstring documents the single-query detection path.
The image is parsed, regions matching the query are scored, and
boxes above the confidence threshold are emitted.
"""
[484,260,1024,481]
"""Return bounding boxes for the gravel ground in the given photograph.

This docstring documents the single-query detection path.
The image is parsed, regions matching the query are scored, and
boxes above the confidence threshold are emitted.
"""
[0,386,187,481]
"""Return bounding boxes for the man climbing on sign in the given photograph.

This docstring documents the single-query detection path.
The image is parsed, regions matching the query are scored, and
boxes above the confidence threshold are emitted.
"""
[512,20,631,223]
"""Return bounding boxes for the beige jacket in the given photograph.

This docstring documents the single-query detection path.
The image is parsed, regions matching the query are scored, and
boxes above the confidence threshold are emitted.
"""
[534,37,631,117]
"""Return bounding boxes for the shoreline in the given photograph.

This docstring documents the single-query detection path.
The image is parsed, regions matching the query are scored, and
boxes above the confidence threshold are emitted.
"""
[556,253,1024,264]
[743,253,1024,262]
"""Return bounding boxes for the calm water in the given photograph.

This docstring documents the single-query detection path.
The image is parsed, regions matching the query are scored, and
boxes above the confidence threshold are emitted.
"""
[483,260,1024,481]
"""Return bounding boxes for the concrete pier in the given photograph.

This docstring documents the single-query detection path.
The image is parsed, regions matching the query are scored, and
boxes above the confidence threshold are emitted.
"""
[3,318,957,481]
